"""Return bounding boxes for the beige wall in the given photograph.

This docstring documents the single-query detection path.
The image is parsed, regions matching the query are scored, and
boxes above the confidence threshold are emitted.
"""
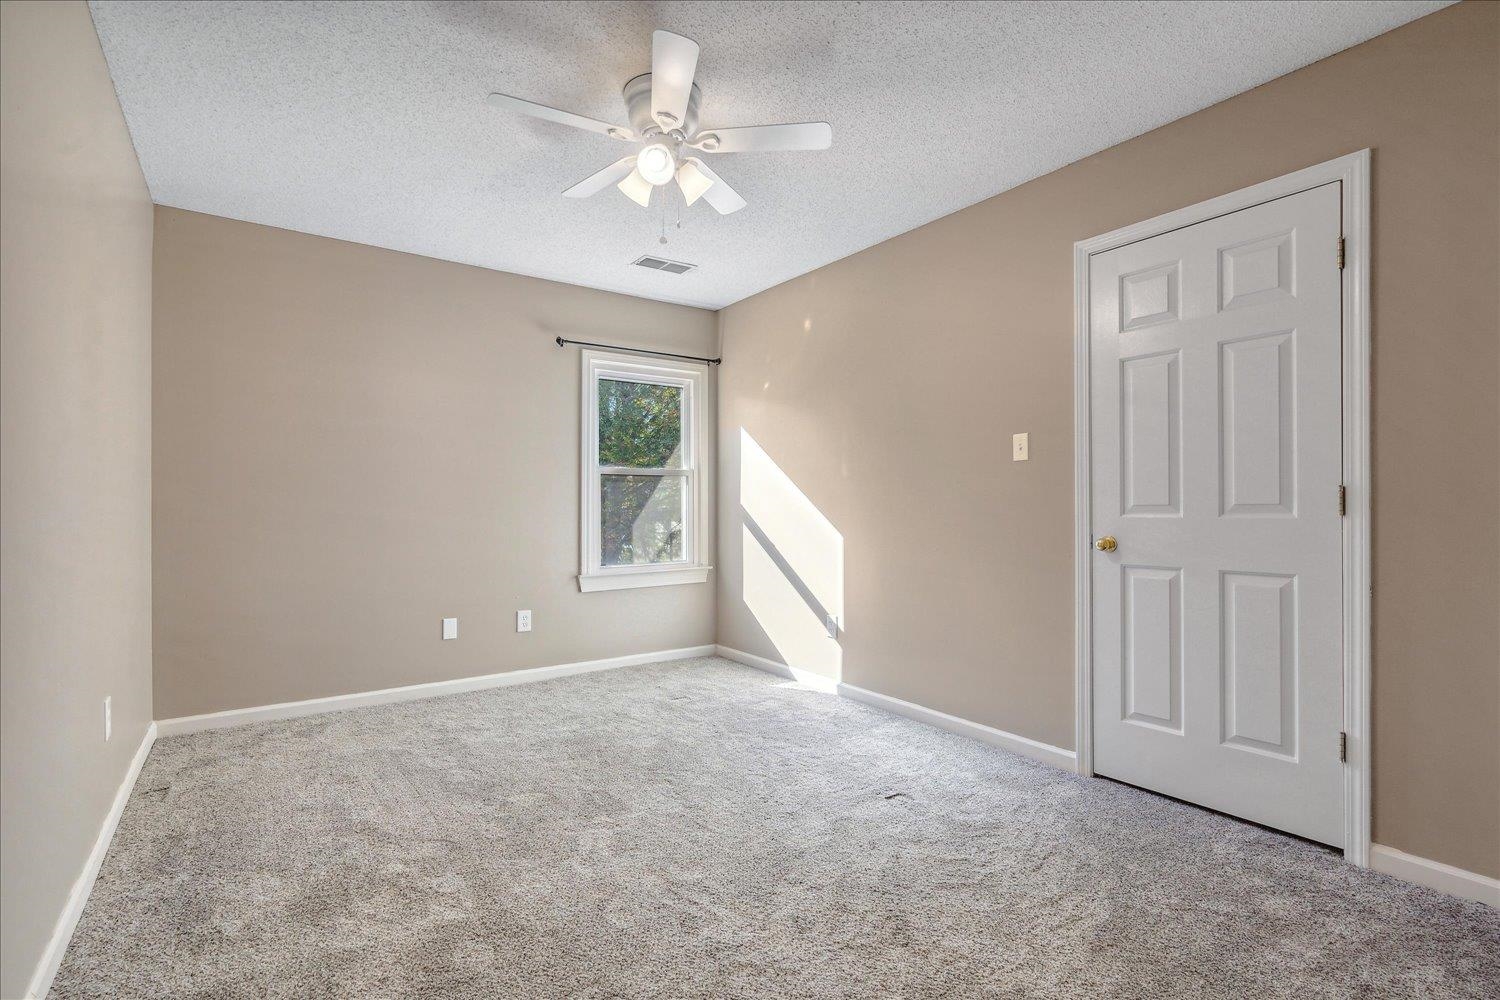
[0,2,155,994]
[152,208,717,720]
[717,1,1499,878]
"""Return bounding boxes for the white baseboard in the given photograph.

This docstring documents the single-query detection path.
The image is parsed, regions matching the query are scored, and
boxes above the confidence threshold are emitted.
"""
[156,644,717,737]
[837,681,1077,772]
[713,644,838,692]
[714,645,1075,772]
[1371,844,1500,908]
[26,721,157,999]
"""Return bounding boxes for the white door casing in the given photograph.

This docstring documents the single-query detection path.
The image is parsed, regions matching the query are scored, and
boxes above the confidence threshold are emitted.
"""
[1084,180,1348,848]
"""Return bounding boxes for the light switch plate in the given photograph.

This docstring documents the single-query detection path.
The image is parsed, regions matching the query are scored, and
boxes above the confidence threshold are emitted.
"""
[517,610,532,633]
[1012,432,1029,461]
[441,617,458,640]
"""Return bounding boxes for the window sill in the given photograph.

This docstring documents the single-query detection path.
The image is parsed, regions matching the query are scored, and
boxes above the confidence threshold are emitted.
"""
[577,565,712,593]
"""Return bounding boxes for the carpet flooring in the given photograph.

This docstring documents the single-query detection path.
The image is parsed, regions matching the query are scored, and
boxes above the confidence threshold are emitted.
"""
[52,657,1499,998]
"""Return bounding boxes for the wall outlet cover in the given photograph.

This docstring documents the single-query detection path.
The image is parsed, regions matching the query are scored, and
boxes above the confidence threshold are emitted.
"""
[442,617,458,640]
[1012,432,1030,461]
[517,610,532,633]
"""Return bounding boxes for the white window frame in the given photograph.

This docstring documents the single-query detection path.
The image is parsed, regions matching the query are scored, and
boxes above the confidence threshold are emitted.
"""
[578,349,710,592]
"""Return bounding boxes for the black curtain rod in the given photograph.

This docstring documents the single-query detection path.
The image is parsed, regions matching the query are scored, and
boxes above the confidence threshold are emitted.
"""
[555,336,722,366]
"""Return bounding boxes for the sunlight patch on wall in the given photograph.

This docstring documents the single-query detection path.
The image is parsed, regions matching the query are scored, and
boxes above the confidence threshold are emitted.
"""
[743,525,842,681]
[739,429,843,681]
[740,430,843,622]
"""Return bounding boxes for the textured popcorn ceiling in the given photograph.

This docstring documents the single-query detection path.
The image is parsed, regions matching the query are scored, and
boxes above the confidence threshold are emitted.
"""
[89,1,1447,309]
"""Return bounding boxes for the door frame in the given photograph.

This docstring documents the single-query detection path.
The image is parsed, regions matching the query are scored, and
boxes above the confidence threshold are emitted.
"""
[1071,149,1372,866]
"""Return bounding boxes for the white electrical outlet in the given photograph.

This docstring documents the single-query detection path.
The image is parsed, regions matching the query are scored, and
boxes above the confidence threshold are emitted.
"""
[441,617,458,640]
[825,614,839,639]
[104,696,112,741]
[1012,432,1030,462]
[517,609,532,633]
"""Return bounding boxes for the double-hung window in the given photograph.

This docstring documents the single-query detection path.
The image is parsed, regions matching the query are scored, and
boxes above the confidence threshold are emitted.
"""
[579,350,709,591]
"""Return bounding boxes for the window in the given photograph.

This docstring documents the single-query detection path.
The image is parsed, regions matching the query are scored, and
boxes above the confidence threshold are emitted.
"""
[579,350,709,591]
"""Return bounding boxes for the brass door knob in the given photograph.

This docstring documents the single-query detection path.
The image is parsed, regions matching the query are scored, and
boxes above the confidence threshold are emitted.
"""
[1095,536,1117,552]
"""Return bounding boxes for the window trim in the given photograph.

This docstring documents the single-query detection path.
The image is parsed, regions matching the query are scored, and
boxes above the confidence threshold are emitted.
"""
[578,349,710,592]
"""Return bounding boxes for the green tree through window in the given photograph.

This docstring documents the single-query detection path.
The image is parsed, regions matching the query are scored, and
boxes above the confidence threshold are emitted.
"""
[598,379,685,565]
[598,379,682,467]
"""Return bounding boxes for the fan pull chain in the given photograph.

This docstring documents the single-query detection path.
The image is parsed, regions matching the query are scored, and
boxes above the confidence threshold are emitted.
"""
[653,173,687,245]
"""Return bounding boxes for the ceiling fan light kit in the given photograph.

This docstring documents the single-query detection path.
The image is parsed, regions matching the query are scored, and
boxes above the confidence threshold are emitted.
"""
[635,142,677,185]
[488,30,832,216]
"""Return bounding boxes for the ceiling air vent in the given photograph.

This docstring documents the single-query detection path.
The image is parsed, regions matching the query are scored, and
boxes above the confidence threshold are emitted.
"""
[632,255,696,275]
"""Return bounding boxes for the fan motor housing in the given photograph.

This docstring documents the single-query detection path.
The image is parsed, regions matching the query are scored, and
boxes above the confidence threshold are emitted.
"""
[623,73,702,138]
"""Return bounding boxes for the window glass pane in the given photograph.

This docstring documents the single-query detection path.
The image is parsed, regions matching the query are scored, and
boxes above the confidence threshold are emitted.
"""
[601,474,685,566]
[598,378,682,468]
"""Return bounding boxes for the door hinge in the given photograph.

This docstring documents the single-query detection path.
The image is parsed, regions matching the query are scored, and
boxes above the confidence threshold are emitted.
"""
[1337,237,1346,270]
[1339,731,1348,763]
[1338,484,1347,516]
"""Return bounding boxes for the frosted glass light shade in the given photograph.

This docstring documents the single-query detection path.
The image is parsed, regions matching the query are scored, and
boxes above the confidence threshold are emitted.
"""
[676,158,715,206]
[636,143,676,186]
[617,168,653,207]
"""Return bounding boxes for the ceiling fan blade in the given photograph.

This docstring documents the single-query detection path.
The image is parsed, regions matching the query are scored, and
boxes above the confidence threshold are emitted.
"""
[693,122,832,153]
[650,30,700,129]
[486,93,635,141]
[563,156,639,198]
[682,157,745,215]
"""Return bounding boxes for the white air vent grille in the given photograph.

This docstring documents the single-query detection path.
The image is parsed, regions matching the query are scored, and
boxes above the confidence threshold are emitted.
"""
[633,255,696,275]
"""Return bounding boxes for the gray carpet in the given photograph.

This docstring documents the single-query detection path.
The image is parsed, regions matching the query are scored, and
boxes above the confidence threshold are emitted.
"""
[52,657,1499,999]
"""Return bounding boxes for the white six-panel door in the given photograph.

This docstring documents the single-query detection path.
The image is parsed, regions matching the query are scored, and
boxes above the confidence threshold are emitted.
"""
[1089,182,1345,847]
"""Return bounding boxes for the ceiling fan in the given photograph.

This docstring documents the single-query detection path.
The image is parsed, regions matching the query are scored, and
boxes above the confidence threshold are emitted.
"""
[486,29,832,215]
